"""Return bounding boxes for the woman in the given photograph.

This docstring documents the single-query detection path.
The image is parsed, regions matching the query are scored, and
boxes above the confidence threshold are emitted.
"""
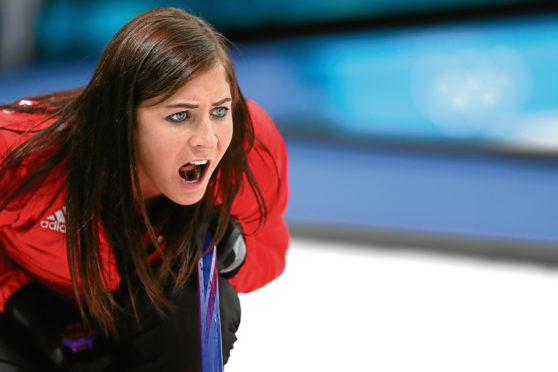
[0,7,289,371]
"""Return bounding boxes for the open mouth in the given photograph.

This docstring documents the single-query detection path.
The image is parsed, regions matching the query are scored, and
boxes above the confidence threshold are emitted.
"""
[179,160,209,184]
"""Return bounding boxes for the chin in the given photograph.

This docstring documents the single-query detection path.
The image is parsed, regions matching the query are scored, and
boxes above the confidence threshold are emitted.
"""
[172,196,203,206]
[170,190,207,206]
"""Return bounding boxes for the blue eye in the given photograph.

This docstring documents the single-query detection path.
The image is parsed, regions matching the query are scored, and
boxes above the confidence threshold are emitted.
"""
[211,107,229,118]
[167,111,189,123]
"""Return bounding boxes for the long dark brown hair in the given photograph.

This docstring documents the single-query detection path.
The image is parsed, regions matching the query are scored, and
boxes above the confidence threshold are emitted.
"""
[0,7,266,335]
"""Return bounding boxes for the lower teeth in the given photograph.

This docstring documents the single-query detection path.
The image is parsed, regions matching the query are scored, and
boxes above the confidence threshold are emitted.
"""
[180,165,202,183]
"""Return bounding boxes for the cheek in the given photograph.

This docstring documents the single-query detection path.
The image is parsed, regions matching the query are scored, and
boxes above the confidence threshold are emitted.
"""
[136,127,174,172]
[220,121,234,151]
[137,130,157,161]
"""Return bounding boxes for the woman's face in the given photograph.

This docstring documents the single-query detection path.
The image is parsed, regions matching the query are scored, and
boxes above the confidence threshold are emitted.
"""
[134,64,233,205]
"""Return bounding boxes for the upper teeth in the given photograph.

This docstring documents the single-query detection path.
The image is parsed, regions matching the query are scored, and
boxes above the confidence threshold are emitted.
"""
[190,160,208,165]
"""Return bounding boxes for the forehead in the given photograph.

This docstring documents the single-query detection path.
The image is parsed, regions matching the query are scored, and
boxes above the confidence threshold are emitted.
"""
[139,64,231,108]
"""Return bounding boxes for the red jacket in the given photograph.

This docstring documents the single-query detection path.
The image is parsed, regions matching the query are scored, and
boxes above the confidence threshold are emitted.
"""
[0,99,289,311]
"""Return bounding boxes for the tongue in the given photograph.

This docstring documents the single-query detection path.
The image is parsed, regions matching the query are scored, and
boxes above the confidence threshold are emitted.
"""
[179,164,202,183]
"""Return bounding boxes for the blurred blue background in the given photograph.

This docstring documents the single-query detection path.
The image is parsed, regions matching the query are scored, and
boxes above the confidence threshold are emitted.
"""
[1,0,558,262]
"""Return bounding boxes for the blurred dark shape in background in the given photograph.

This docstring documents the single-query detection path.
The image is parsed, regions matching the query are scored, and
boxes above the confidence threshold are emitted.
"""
[1,0,558,265]
[0,0,43,67]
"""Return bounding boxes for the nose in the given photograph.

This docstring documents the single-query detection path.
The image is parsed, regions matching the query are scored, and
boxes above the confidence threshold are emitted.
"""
[189,116,218,149]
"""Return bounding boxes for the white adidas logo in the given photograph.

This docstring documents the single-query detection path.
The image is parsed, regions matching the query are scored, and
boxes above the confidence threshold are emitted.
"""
[40,207,66,233]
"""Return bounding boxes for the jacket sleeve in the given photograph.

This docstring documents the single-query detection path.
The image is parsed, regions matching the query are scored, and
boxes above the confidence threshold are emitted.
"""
[0,120,33,312]
[0,255,33,312]
[228,100,290,293]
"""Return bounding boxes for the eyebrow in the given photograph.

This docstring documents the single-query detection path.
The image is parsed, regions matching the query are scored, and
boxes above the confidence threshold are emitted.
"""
[165,97,232,109]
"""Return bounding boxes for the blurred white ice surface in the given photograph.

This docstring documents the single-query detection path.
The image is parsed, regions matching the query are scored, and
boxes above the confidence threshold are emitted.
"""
[226,237,558,372]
